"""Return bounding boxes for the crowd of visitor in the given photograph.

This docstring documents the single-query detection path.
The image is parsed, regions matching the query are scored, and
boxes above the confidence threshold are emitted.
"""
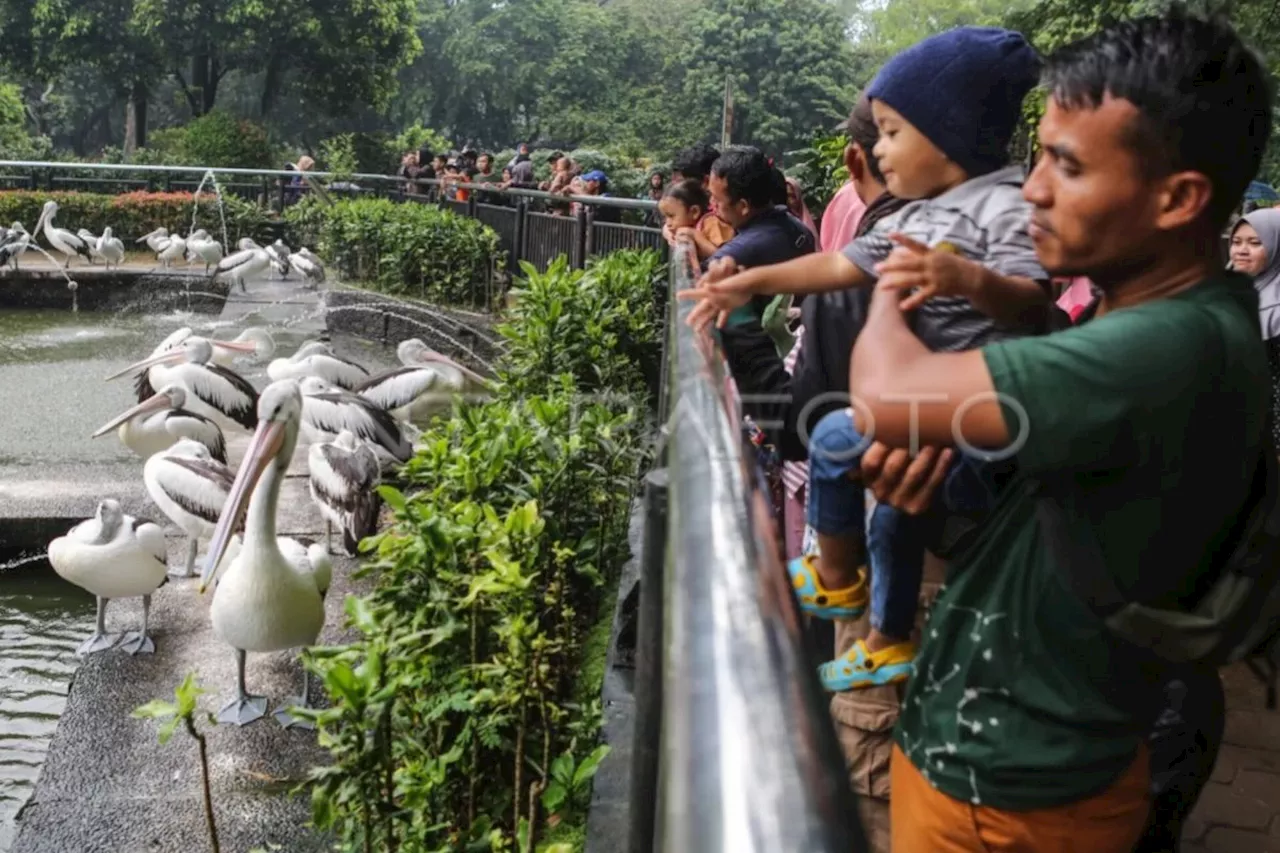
[668,11,1279,853]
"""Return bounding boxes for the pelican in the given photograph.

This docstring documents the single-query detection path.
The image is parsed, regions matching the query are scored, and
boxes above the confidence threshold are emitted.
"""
[309,430,381,554]
[186,230,224,273]
[47,499,168,655]
[0,222,30,270]
[214,238,270,292]
[97,227,124,269]
[77,229,104,263]
[289,249,324,286]
[298,376,412,468]
[266,240,291,279]
[199,381,332,727]
[357,341,490,425]
[34,200,92,268]
[108,336,259,431]
[267,341,368,390]
[156,233,187,269]
[130,327,274,403]
[92,384,227,463]
[145,438,234,578]
[137,227,170,254]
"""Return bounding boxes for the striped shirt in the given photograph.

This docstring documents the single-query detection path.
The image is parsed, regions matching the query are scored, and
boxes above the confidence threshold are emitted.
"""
[842,166,1046,352]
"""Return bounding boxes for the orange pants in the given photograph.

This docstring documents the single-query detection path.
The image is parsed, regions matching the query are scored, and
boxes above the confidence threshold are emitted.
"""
[889,745,1150,853]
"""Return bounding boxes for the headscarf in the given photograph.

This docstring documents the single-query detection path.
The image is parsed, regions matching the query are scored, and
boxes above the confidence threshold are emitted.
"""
[1238,209,1280,339]
[784,176,817,237]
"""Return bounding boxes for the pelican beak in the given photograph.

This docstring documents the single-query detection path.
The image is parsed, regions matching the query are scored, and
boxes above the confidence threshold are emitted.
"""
[199,418,285,593]
[419,352,489,387]
[135,229,161,244]
[91,394,170,438]
[104,348,183,381]
[210,338,258,353]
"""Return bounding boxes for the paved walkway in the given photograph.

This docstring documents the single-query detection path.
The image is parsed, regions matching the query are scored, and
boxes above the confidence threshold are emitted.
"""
[10,271,400,852]
[1183,662,1280,852]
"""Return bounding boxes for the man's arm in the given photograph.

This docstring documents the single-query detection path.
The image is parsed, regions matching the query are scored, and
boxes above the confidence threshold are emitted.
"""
[850,285,1009,450]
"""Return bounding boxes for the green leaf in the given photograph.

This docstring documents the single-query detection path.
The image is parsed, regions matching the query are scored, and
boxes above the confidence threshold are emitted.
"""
[572,744,611,788]
[131,700,178,721]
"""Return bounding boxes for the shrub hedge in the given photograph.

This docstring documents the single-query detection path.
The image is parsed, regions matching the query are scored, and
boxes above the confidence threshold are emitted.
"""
[285,196,501,306]
[307,249,667,852]
[0,189,272,245]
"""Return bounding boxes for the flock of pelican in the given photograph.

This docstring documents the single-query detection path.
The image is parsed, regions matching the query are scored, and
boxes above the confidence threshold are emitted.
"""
[0,200,326,296]
[46,321,489,727]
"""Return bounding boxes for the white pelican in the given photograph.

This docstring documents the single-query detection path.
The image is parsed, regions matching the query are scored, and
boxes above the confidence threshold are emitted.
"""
[267,341,368,390]
[214,238,270,292]
[92,384,227,463]
[47,499,168,655]
[289,249,324,286]
[145,438,234,578]
[97,227,124,269]
[309,430,381,554]
[0,222,30,270]
[266,240,292,280]
[199,380,332,727]
[137,227,170,254]
[34,200,92,268]
[156,233,187,269]
[108,336,259,431]
[187,230,224,273]
[357,341,489,425]
[298,376,412,468]
[130,327,273,403]
[77,229,105,263]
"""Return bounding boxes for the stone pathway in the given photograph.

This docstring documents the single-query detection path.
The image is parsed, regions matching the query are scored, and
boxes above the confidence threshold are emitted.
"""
[1183,663,1280,853]
[9,271,401,852]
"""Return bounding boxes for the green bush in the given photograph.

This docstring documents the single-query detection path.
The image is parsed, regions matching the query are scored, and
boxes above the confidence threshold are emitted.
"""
[786,130,849,222]
[0,189,271,245]
[178,111,274,169]
[306,252,663,851]
[284,196,501,305]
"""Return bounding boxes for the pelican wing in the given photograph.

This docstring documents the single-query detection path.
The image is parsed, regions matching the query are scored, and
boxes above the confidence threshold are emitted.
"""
[158,456,233,526]
[187,364,259,429]
[130,517,170,565]
[133,370,157,404]
[356,366,444,412]
[215,248,256,274]
[303,393,411,461]
[312,443,380,507]
[165,409,227,463]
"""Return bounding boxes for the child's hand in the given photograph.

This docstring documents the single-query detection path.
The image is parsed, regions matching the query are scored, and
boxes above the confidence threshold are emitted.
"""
[678,257,752,330]
[874,234,983,311]
[674,226,698,244]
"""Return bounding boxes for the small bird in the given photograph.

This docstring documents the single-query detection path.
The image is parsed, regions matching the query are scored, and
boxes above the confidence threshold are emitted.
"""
[309,430,382,555]
[97,227,124,269]
[267,240,292,279]
[47,499,169,655]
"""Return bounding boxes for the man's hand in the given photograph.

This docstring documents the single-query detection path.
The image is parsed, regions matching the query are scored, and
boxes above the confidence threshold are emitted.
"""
[875,234,984,311]
[678,257,753,331]
[858,441,951,516]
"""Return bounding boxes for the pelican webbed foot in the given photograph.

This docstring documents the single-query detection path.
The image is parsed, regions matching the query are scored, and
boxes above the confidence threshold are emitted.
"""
[118,631,155,655]
[217,694,268,726]
[76,632,120,656]
[273,697,314,730]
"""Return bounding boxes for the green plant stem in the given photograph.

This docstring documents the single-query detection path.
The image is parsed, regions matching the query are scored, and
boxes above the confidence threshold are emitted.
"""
[185,718,221,853]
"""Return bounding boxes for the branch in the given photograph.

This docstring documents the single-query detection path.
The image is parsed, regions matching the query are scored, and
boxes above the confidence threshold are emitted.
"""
[172,66,199,116]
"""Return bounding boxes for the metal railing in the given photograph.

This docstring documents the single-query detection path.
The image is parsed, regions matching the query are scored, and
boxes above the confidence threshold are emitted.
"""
[0,160,666,273]
[629,242,866,852]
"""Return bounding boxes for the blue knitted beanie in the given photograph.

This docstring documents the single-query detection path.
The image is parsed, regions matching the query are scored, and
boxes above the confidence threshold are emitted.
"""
[867,27,1040,177]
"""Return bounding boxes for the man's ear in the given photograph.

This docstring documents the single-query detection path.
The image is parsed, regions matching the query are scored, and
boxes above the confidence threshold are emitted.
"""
[845,143,864,183]
[1154,170,1214,232]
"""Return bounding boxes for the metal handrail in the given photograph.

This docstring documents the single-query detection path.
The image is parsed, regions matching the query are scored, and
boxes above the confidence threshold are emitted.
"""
[0,160,659,211]
[651,243,864,852]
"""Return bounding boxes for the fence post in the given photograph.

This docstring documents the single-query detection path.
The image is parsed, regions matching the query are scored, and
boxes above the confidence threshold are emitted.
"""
[574,206,590,270]
[514,197,527,270]
[628,467,668,853]
[161,171,171,192]
[277,179,286,214]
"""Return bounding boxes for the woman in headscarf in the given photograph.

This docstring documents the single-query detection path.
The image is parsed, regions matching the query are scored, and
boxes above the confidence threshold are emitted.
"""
[1230,207,1280,444]
[784,176,817,237]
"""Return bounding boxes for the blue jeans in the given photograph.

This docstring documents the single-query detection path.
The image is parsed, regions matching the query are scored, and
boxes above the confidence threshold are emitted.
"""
[805,409,1002,640]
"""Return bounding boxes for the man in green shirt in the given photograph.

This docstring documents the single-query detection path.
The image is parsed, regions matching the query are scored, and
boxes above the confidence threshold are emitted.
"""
[848,13,1273,851]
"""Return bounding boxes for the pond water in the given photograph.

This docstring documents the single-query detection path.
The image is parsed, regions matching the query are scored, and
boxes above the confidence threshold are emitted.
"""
[0,558,93,852]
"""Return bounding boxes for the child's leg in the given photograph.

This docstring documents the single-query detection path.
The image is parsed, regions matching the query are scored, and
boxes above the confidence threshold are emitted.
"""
[788,409,870,622]
[865,502,926,653]
[805,409,868,591]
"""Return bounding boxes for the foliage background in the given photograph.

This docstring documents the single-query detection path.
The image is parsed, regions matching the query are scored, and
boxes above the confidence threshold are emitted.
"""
[0,189,269,242]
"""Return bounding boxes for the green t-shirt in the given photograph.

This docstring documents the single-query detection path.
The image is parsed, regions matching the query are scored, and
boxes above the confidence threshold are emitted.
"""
[895,272,1268,810]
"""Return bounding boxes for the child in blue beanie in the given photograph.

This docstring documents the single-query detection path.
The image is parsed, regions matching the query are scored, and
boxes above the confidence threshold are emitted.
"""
[682,26,1049,691]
